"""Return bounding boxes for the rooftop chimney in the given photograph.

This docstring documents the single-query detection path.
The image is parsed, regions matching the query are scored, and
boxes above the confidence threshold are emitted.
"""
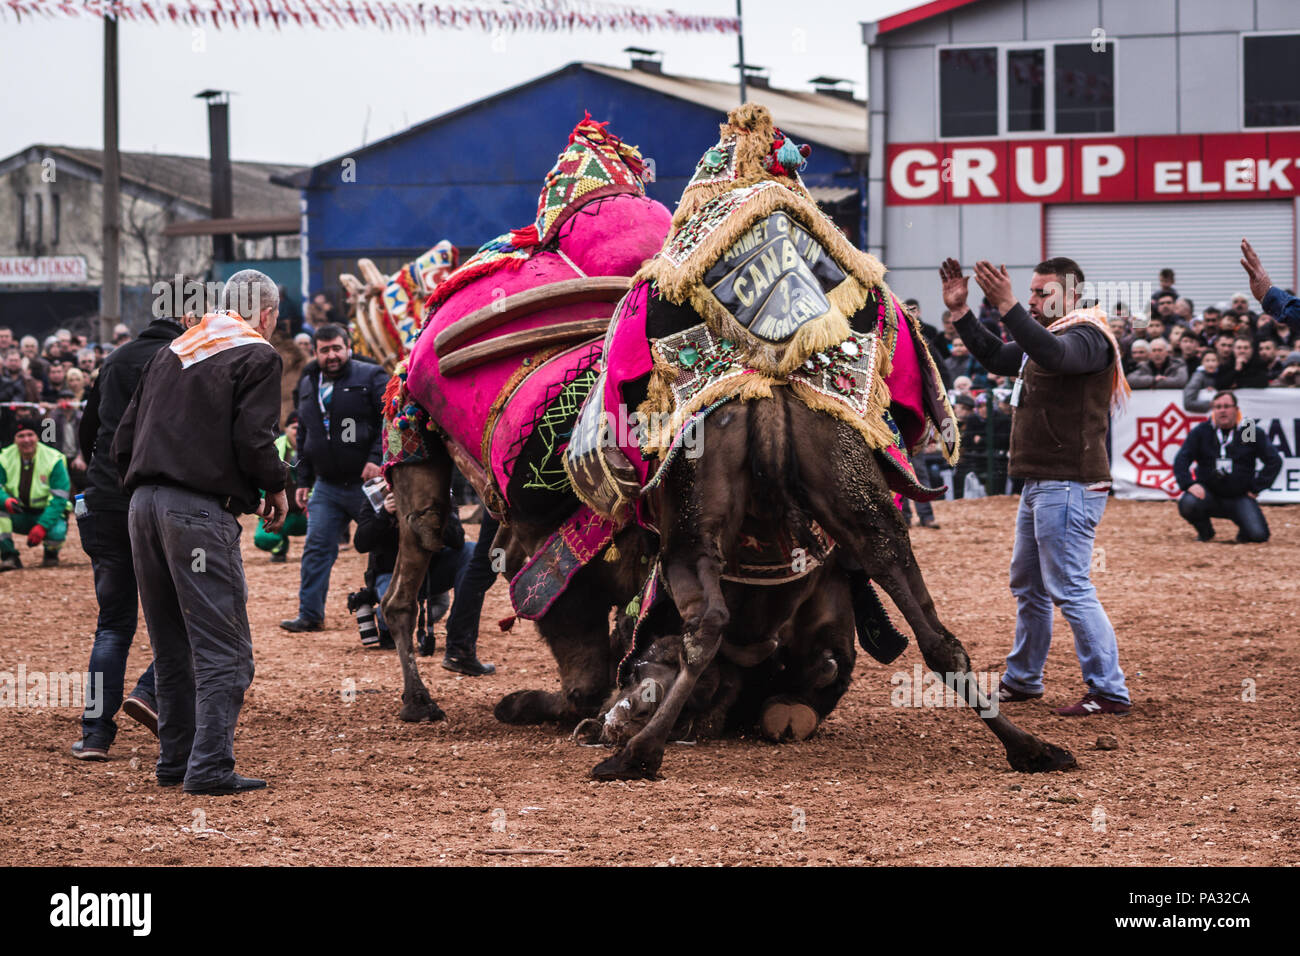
[734,63,770,90]
[196,89,233,262]
[624,46,664,74]
[810,75,857,101]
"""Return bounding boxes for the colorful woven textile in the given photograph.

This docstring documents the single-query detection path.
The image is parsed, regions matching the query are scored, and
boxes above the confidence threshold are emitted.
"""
[509,505,617,620]
[535,114,649,246]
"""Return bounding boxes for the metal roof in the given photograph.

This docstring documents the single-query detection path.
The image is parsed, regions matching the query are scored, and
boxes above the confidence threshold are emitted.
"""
[582,63,867,155]
[2,145,303,219]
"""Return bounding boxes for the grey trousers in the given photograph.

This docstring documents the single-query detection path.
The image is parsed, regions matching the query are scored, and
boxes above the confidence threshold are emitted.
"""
[128,484,254,786]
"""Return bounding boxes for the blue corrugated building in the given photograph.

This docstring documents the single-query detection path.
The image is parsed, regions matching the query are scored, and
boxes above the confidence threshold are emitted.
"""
[276,59,867,307]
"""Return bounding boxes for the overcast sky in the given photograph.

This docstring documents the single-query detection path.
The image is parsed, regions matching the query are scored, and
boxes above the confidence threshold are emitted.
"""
[0,0,912,166]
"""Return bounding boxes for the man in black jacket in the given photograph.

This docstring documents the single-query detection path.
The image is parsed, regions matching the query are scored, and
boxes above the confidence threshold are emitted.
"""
[69,312,188,762]
[281,324,390,632]
[1173,391,1282,543]
[113,269,287,795]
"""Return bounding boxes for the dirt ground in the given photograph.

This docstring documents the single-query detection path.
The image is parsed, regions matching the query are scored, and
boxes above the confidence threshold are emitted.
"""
[2,496,1298,867]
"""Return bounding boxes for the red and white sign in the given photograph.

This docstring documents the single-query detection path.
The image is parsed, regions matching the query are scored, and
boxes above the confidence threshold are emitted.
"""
[886,133,1300,205]
[0,256,88,285]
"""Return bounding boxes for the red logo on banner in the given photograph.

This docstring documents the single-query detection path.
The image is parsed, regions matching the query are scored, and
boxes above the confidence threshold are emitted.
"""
[1122,403,1205,497]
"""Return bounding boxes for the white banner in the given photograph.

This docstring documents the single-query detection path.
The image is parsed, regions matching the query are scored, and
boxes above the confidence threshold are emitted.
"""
[1110,388,1300,502]
[0,256,88,285]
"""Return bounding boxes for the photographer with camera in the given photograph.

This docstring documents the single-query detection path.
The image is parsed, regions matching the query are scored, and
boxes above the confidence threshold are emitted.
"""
[351,478,474,657]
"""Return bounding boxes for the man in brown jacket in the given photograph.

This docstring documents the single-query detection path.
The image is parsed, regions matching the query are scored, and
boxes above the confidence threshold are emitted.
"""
[940,256,1132,716]
[113,269,288,794]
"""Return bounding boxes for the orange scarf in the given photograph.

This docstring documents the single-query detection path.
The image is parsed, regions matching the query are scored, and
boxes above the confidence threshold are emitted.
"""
[169,311,270,369]
[1046,306,1131,409]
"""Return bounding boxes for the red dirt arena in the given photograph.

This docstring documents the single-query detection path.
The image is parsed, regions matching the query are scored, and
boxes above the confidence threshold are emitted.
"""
[2,496,1297,866]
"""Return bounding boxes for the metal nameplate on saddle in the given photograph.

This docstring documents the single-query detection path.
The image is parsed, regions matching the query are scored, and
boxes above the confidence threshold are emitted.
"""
[703,211,847,343]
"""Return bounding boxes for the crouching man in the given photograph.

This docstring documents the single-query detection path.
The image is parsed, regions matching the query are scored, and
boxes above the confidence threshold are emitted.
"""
[112,269,288,795]
[1173,390,1281,543]
[0,414,71,569]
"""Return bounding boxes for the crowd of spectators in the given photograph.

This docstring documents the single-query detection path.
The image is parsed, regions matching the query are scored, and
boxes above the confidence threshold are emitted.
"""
[0,324,123,479]
[1115,269,1300,396]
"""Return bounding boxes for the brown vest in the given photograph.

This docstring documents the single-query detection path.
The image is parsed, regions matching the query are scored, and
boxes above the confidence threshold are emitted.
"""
[1009,340,1115,483]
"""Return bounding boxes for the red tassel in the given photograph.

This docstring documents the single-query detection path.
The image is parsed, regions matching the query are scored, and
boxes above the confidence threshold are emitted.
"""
[498,615,517,632]
[508,224,540,248]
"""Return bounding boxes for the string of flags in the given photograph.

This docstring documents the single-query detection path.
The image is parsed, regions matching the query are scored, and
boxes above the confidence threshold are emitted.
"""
[0,0,740,33]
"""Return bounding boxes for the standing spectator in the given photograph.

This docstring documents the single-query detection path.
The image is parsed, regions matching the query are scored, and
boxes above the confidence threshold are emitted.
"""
[112,324,131,346]
[1258,339,1285,383]
[77,349,97,376]
[1127,338,1188,389]
[65,367,87,404]
[293,333,314,363]
[21,336,48,386]
[41,362,68,403]
[439,512,500,675]
[0,413,70,570]
[0,349,25,404]
[1220,336,1270,389]
[943,339,976,383]
[0,327,12,352]
[1124,338,1150,376]
[1229,292,1257,329]
[1173,391,1281,542]
[1276,352,1300,387]
[1172,298,1194,328]
[253,412,306,562]
[943,255,1131,716]
[281,325,389,632]
[70,305,191,760]
[111,269,287,793]
[1142,315,1167,343]
[1152,292,1177,325]
[1149,268,1177,310]
[1183,351,1221,412]
[1177,332,1203,367]
[48,392,86,490]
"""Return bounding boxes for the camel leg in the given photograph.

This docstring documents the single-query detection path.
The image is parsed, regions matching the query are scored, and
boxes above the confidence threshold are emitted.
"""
[591,427,749,780]
[384,457,451,723]
[791,403,1074,772]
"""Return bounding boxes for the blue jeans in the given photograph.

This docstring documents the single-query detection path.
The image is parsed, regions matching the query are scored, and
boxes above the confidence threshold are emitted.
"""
[1177,490,1269,542]
[297,480,367,624]
[1004,480,1130,704]
[77,508,156,748]
[372,541,472,632]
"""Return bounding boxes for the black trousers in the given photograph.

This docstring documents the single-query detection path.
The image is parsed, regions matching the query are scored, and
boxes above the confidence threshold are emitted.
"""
[128,484,255,786]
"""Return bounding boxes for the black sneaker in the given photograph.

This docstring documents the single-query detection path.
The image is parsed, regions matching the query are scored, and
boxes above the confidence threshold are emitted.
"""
[184,774,267,796]
[270,550,287,563]
[0,552,21,572]
[280,617,323,633]
[71,739,109,761]
[417,630,436,657]
[42,550,60,567]
[442,656,496,676]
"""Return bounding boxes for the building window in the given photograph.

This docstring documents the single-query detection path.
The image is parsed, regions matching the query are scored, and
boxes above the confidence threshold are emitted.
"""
[939,47,998,137]
[1055,42,1114,133]
[17,195,26,244]
[33,195,42,245]
[939,41,1115,137]
[51,194,60,245]
[1244,34,1300,128]
[1007,48,1046,132]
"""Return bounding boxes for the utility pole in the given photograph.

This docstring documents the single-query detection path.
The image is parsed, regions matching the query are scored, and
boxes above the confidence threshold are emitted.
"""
[100,14,120,345]
[736,0,747,104]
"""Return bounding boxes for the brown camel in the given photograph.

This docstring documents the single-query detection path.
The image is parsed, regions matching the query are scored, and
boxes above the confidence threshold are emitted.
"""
[381,448,654,725]
[589,390,1078,780]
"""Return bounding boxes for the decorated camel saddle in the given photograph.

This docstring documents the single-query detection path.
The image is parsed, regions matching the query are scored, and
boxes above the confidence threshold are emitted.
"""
[566,104,958,531]
[341,240,459,370]
[384,116,671,615]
